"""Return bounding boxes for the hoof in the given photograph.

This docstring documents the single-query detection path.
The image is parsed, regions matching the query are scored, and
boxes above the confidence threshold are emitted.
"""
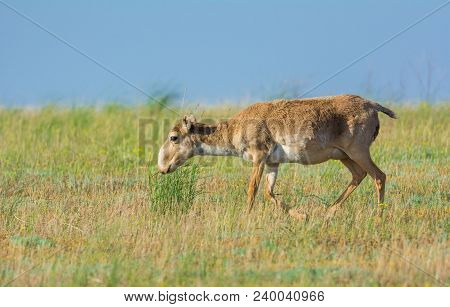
[288,209,308,222]
[325,207,338,221]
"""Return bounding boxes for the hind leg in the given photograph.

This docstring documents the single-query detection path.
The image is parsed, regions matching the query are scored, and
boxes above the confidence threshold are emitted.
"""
[264,163,286,210]
[326,158,367,219]
[347,148,386,205]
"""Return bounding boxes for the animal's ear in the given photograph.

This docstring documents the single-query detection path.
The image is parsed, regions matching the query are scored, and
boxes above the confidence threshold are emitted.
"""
[182,114,196,133]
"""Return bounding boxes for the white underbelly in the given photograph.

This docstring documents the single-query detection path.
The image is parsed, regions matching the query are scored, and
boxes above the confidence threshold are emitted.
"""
[268,144,309,164]
[267,144,346,164]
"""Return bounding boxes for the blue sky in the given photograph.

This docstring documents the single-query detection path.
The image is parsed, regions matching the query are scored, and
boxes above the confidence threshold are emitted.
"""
[1,0,449,105]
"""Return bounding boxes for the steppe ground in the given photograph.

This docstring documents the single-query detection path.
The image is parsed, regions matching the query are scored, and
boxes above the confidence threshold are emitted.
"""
[0,101,448,286]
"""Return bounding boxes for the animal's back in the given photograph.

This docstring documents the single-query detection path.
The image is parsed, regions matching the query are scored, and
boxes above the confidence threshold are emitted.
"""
[231,94,375,145]
[233,94,370,120]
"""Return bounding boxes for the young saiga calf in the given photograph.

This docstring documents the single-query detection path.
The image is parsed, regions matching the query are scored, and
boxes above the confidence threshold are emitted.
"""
[157,94,396,220]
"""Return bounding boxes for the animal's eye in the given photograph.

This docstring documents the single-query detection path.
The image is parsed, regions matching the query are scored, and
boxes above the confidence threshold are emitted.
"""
[170,136,178,142]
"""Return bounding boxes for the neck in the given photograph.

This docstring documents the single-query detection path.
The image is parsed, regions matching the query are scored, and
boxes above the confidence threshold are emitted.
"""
[192,122,238,157]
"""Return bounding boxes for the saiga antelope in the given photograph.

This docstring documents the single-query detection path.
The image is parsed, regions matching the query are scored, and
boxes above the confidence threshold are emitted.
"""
[157,94,396,219]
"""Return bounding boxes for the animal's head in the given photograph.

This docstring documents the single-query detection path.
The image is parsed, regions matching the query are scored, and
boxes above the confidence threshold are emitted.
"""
[157,115,197,174]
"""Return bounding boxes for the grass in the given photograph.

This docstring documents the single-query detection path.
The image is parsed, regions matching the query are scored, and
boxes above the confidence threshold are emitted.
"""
[149,164,199,215]
[0,102,448,286]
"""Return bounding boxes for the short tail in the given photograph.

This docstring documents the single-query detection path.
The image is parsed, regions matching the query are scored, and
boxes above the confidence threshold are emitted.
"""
[368,100,397,119]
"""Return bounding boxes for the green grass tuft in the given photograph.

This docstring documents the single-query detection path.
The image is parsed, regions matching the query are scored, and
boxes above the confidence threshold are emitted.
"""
[149,164,199,215]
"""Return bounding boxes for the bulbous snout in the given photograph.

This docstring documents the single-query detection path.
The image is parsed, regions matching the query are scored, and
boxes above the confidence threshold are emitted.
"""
[157,143,172,174]
[157,139,191,174]
[158,164,170,174]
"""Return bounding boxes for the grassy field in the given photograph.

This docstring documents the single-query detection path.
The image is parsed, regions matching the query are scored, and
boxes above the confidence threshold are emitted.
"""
[0,102,448,286]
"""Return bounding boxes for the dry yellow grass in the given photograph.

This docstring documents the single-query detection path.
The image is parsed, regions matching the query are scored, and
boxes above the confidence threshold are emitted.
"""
[0,102,448,286]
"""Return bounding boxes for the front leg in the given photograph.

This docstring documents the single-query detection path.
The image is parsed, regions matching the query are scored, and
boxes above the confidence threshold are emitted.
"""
[264,163,307,221]
[247,160,265,212]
